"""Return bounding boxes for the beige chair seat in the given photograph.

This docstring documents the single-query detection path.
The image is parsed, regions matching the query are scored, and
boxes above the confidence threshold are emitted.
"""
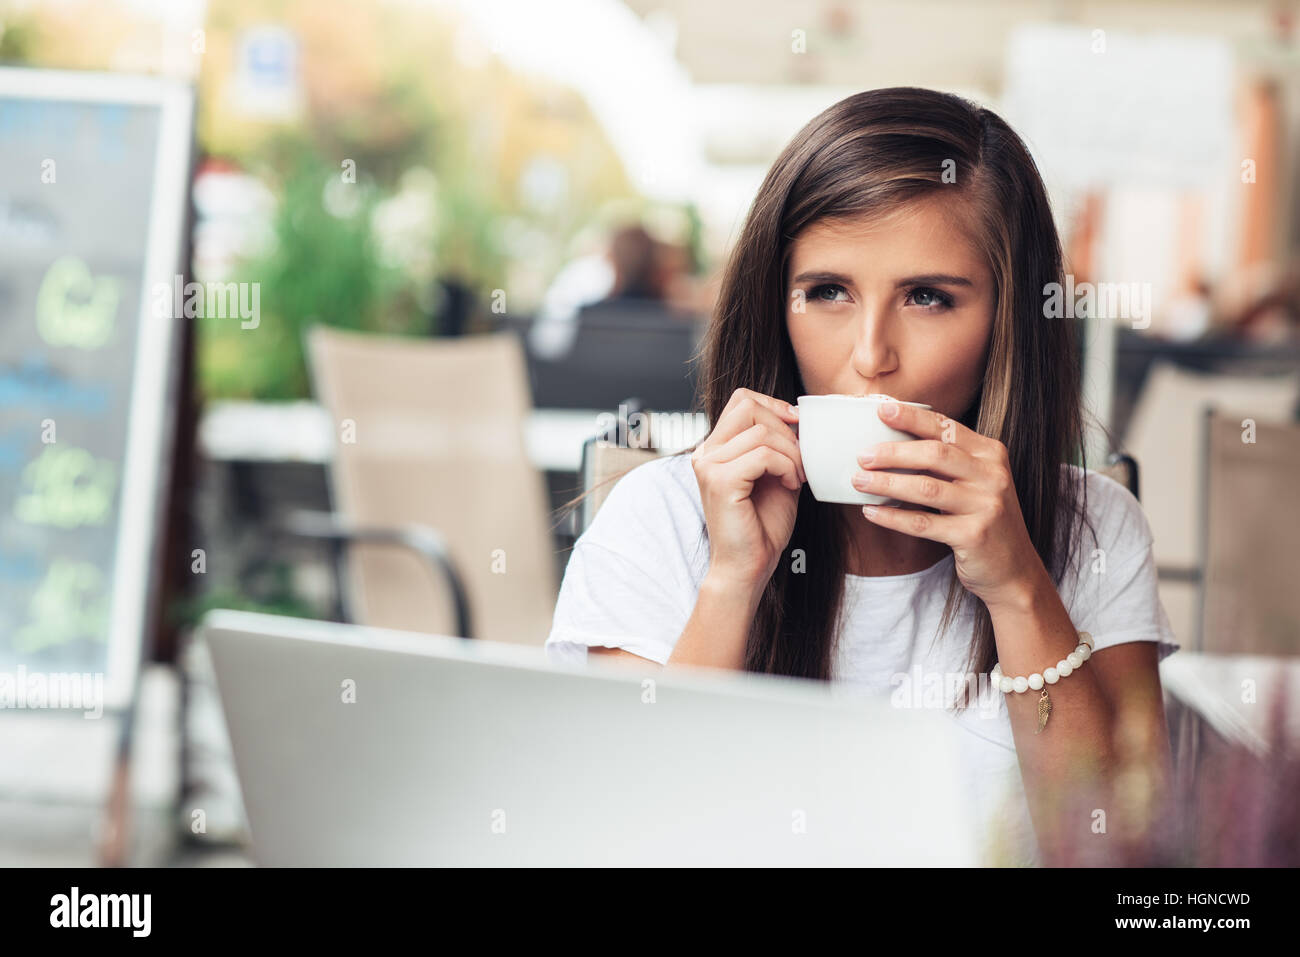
[308,327,557,645]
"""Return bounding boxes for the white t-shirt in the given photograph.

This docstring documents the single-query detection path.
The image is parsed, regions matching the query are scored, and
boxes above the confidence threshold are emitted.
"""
[544,452,1181,865]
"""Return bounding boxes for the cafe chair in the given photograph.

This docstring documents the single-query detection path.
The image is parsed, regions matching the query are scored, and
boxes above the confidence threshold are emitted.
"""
[1196,409,1300,656]
[1097,451,1139,500]
[1122,360,1300,646]
[304,325,558,645]
[574,397,661,537]
[274,508,473,642]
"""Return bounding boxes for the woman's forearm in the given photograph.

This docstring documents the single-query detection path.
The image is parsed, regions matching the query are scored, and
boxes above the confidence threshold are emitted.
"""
[665,571,763,671]
[986,567,1122,865]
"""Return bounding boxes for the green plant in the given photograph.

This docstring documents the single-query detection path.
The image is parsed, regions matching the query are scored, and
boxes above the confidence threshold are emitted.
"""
[0,13,40,63]
[197,142,418,400]
[168,586,319,631]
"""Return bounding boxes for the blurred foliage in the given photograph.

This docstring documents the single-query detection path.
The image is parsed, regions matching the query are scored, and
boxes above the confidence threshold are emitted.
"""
[10,0,693,401]
[198,137,415,400]
[168,575,319,631]
[191,0,632,399]
[0,13,39,63]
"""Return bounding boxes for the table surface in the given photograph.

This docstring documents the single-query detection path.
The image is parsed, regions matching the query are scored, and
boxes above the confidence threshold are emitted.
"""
[1159,652,1300,755]
[198,401,709,474]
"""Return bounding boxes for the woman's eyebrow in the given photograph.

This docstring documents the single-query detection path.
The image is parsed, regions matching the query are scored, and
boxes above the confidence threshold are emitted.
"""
[790,269,974,288]
[894,273,974,288]
[790,270,854,286]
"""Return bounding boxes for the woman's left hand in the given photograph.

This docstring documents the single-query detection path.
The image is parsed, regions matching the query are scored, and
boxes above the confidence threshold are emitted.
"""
[853,401,1046,611]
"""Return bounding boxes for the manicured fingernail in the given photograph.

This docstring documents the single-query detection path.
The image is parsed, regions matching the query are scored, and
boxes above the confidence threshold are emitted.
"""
[863,505,878,518]
[880,402,899,418]
[858,448,875,465]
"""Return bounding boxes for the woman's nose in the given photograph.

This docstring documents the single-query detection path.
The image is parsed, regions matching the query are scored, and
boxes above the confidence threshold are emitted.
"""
[850,309,896,378]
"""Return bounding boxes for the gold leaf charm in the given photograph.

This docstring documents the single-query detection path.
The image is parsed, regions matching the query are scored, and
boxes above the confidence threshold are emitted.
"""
[1035,688,1052,734]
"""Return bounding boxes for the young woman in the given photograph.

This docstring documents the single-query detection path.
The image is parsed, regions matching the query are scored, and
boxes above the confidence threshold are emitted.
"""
[545,87,1180,866]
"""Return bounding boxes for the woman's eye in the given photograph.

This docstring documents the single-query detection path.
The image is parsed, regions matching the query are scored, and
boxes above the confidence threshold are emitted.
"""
[809,283,849,303]
[906,286,955,310]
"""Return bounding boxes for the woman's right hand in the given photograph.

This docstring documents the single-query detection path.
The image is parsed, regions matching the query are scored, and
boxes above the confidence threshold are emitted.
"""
[690,388,806,594]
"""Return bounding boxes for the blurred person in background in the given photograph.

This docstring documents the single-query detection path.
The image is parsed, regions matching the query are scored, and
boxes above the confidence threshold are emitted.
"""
[528,222,691,359]
[1223,259,1300,344]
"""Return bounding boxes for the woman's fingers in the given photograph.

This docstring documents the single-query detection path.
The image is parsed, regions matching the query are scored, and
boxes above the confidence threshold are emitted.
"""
[691,388,804,495]
[851,467,980,513]
[702,421,805,485]
[716,445,803,493]
[708,388,800,448]
[719,387,800,425]
[857,438,984,483]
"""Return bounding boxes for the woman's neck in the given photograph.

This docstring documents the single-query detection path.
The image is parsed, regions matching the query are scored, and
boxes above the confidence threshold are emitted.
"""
[838,504,952,577]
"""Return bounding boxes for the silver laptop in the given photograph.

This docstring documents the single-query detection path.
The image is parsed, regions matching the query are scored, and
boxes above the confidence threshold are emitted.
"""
[202,610,981,866]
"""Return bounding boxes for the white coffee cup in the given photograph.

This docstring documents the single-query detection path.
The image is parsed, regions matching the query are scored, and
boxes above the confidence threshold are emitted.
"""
[796,393,932,505]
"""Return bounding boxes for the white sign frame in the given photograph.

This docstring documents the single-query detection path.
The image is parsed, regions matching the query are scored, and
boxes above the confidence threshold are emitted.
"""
[0,67,194,714]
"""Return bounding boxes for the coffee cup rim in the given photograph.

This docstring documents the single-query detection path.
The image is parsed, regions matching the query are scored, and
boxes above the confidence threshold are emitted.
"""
[796,394,931,409]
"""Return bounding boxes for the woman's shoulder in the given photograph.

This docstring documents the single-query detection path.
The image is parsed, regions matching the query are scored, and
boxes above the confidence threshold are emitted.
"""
[547,452,706,665]
[578,451,708,572]
[1057,462,1154,557]
[1053,465,1180,661]
[587,451,703,528]
[612,450,702,504]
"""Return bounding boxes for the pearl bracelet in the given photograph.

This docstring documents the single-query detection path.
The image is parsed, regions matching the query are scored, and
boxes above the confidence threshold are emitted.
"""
[990,631,1094,734]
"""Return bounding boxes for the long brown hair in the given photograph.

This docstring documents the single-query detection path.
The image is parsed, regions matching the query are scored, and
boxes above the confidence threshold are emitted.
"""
[561,87,1092,711]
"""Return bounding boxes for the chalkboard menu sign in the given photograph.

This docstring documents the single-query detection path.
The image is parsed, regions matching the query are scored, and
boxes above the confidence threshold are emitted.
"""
[0,69,193,712]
